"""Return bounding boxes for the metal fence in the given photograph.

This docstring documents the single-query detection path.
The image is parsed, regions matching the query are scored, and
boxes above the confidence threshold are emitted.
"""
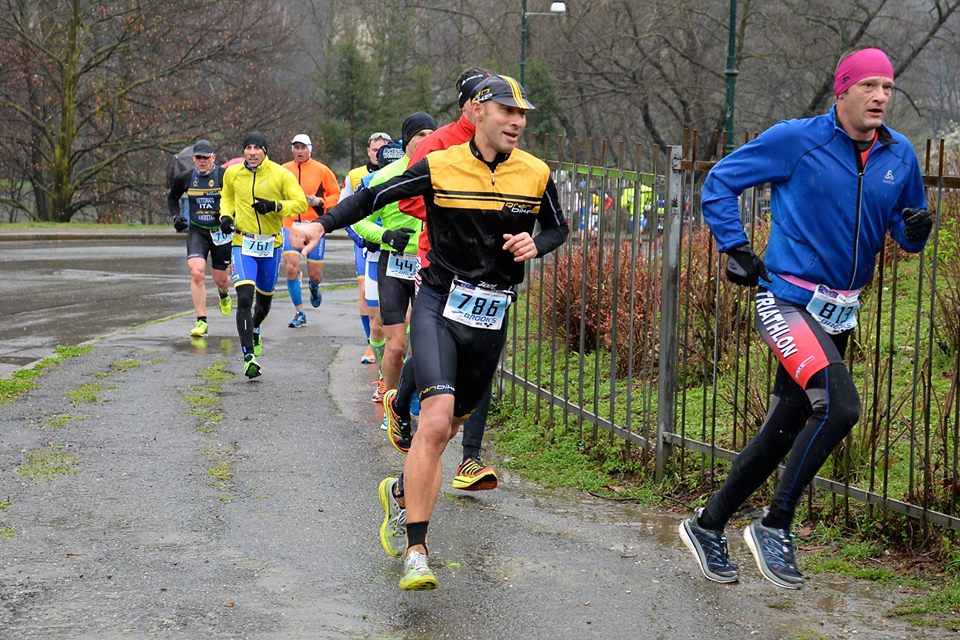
[499,133,960,531]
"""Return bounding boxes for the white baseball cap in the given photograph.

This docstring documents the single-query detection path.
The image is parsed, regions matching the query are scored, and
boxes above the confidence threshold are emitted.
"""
[291,134,312,146]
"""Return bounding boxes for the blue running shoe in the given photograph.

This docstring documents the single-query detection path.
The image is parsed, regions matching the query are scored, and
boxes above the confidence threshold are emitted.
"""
[288,310,307,328]
[743,517,803,589]
[309,281,322,307]
[410,391,420,416]
[678,507,739,583]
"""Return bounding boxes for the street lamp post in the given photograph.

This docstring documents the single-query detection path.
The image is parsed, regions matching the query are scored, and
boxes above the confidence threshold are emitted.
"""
[520,1,566,88]
[724,0,739,153]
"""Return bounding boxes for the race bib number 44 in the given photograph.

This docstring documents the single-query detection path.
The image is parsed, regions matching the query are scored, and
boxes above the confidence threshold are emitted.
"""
[806,285,860,335]
[241,234,275,258]
[442,280,512,330]
[385,253,418,280]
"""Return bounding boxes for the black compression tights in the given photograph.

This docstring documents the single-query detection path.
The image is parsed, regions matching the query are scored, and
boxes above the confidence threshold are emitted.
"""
[394,356,417,417]
[394,354,492,461]
[235,285,273,356]
[698,362,860,532]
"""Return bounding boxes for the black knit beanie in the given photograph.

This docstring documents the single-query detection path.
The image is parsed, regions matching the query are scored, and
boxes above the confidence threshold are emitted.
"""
[401,112,437,152]
[242,131,268,154]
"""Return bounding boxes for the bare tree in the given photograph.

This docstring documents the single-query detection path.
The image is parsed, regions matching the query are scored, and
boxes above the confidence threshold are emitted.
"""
[0,0,290,222]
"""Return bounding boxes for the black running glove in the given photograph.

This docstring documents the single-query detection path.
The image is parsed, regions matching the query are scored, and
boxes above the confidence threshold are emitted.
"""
[902,207,932,243]
[173,218,188,233]
[381,228,415,253]
[219,216,235,235]
[252,198,282,215]
[363,238,380,253]
[725,244,770,287]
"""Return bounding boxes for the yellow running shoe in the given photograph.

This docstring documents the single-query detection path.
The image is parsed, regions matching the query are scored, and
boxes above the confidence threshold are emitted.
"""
[218,293,232,316]
[252,329,263,356]
[371,377,386,403]
[377,477,406,558]
[243,354,261,379]
[451,457,498,491]
[190,319,209,337]
[384,389,412,454]
[399,550,438,591]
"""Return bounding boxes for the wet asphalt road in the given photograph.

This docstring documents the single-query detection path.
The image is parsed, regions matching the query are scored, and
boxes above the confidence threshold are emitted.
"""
[1,234,357,377]
[0,233,946,639]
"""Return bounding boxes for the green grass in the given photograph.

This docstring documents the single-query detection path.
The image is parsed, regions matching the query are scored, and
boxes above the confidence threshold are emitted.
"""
[0,345,91,406]
[182,360,235,501]
[38,414,86,429]
[323,282,357,292]
[66,383,102,405]
[18,445,81,481]
[891,578,960,631]
[93,358,141,378]
[0,499,13,539]
[492,396,662,503]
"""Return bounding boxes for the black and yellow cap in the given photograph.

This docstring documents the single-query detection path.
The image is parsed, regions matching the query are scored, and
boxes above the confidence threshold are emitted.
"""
[472,74,536,110]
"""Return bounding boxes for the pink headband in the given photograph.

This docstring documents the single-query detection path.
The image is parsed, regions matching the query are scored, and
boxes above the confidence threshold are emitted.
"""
[834,48,894,96]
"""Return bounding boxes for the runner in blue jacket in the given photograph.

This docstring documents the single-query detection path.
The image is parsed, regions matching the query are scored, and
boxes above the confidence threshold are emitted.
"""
[680,48,933,590]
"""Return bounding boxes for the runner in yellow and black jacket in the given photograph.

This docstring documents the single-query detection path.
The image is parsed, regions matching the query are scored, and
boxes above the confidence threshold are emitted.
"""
[219,131,307,379]
[292,75,567,591]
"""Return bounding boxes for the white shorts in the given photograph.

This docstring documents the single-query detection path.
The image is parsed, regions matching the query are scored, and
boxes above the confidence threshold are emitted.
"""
[364,250,380,306]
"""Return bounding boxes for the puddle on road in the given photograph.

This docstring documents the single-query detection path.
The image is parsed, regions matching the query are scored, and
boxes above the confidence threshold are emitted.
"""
[168,337,235,357]
[497,474,683,547]
[0,355,42,366]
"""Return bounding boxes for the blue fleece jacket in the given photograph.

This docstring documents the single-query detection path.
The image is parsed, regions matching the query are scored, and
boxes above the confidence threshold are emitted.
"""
[702,106,927,306]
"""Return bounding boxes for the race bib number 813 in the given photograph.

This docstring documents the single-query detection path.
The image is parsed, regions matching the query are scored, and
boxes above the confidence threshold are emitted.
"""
[806,285,860,335]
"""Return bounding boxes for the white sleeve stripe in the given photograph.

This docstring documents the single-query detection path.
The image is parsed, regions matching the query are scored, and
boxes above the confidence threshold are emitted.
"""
[370,174,430,211]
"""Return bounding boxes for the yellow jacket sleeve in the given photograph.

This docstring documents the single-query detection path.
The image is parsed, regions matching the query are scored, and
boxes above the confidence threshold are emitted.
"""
[277,166,308,219]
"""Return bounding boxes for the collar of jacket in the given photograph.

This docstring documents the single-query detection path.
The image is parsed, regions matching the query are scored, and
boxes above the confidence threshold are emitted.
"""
[244,155,270,173]
[468,139,511,172]
[830,104,896,146]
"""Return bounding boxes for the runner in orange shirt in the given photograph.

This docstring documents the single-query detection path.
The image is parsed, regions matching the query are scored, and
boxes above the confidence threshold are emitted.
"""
[281,134,341,327]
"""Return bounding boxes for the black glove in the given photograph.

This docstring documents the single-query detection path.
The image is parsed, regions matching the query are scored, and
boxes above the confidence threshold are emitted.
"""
[363,238,380,253]
[173,218,188,233]
[252,198,282,215]
[381,228,415,253]
[725,244,770,287]
[219,216,235,235]
[902,207,932,243]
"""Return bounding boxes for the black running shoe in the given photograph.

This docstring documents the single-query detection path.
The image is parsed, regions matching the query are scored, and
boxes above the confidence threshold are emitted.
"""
[678,507,739,583]
[743,518,804,589]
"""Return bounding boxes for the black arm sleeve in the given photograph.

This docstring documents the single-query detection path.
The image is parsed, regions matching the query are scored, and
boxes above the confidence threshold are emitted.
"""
[167,171,188,218]
[317,159,432,233]
[532,176,569,257]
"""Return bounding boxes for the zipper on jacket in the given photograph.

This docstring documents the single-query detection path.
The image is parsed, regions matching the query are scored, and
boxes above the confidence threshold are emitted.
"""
[251,169,262,235]
[297,164,304,223]
[850,145,865,289]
